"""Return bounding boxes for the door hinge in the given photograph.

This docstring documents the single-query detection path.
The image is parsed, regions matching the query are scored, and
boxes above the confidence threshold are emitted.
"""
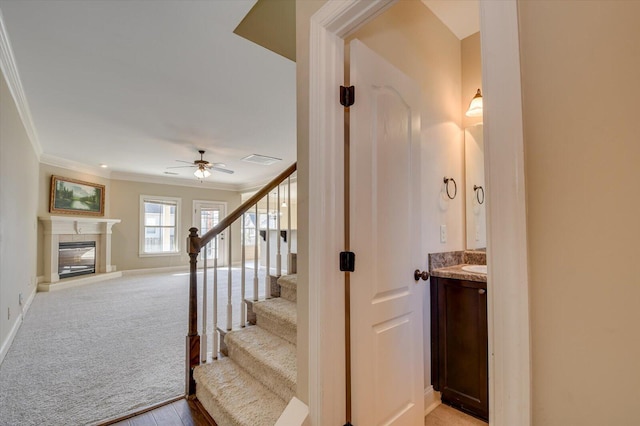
[340,251,355,272]
[340,85,355,107]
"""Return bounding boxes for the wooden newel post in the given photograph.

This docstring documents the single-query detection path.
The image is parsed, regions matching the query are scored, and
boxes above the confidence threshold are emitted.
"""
[186,227,201,397]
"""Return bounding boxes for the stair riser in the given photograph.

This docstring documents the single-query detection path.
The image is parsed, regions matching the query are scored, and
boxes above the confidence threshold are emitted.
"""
[280,286,296,302]
[270,275,281,298]
[245,300,257,325]
[196,387,237,426]
[255,313,296,345]
[226,339,296,402]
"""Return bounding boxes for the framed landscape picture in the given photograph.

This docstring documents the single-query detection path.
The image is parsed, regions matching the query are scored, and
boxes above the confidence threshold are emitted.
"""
[50,176,105,216]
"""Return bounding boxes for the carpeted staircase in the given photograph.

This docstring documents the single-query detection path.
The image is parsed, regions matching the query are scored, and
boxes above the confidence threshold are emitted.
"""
[194,274,297,426]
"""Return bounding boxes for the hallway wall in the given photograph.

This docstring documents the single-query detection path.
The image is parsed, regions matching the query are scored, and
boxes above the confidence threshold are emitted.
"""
[0,68,39,362]
[519,1,640,424]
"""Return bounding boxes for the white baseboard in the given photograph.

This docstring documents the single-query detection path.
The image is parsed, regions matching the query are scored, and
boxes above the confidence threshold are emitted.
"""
[424,385,441,416]
[1,286,37,365]
[275,397,309,426]
[22,285,37,318]
[0,316,21,366]
[38,271,122,292]
[37,275,44,284]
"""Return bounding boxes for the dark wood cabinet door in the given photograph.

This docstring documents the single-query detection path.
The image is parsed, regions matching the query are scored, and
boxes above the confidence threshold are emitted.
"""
[431,277,488,421]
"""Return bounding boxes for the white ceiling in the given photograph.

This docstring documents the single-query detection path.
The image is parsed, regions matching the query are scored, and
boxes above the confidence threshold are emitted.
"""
[421,0,479,40]
[0,0,478,191]
[0,0,296,190]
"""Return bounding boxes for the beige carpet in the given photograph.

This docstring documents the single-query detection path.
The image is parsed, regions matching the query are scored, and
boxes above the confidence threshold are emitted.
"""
[425,404,488,426]
[0,268,266,425]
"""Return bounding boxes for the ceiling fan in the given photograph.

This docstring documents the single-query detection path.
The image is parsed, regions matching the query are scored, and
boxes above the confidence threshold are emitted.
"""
[168,150,234,178]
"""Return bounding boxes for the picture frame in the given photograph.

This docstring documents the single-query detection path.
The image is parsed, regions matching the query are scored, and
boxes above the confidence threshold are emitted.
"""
[49,175,105,216]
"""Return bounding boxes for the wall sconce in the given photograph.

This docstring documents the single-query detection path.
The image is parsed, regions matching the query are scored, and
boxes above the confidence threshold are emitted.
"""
[465,88,483,117]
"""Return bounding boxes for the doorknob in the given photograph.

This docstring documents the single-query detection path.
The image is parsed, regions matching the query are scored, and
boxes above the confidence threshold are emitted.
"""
[414,269,429,281]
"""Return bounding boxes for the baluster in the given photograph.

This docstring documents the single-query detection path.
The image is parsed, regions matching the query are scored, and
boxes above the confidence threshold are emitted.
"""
[266,193,271,299]
[201,248,208,363]
[287,176,292,274]
[213,237,218,359]
[253,204,259,301]
[241,213,246,327]
[277,184,282,278]
[227,226,232,331]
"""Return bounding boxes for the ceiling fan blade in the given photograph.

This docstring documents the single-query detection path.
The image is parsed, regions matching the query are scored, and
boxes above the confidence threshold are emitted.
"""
[175,160,195,165]
[166,165,196,169]
[211,166,234,174]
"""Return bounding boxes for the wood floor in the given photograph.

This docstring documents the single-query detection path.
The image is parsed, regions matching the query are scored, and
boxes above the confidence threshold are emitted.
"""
[425,403,488,426]
[104,398,215,426]
[108,397,485,426]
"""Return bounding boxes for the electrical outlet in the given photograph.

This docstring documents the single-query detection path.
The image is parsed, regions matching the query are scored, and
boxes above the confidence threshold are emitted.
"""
[440,225,447,243]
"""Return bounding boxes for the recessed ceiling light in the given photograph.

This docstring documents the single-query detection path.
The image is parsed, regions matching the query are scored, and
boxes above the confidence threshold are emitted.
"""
[241,154,282,165]
[100,164,108,168]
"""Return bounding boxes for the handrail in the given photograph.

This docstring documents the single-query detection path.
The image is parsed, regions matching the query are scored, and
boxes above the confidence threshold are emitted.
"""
[195,162,297,251]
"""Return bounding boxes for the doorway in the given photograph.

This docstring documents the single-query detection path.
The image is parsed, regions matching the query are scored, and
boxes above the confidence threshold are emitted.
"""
[193,200,227,265]
[307,1,530,425]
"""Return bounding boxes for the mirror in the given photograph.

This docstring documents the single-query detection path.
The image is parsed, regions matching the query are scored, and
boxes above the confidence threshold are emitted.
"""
[465,124,486,249]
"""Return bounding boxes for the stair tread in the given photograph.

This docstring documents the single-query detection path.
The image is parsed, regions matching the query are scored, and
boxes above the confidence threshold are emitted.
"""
[253,297,296,326]
[226,326,296,399]
[195,357,286,426]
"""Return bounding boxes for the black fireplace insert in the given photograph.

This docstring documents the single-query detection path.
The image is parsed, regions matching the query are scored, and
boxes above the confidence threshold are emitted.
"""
[58,241,96,279]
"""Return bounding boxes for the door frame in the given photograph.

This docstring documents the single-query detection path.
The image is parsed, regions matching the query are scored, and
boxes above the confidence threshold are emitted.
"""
[192,200,227,265]
[308,1,531,425]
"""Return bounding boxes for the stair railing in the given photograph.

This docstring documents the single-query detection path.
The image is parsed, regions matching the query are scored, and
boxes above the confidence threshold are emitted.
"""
[186,163,297,397]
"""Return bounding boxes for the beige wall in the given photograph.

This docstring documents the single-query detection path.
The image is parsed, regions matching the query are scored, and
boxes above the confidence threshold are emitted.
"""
[0,69,39,357]
[349,0,464,389]
[108,179,240,271]
[37,163,112,276]
[518,1,640,424]
[36,163,241,274]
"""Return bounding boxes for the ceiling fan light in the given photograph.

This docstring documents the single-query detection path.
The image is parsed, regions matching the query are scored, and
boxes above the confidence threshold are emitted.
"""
[194,168,210,179]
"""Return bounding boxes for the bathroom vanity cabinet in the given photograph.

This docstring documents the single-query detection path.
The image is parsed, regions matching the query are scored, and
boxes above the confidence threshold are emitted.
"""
[430,276,488,421]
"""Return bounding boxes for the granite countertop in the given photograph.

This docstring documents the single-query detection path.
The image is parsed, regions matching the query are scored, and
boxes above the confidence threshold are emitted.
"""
[430,264,487,283]
[428,250,487,283]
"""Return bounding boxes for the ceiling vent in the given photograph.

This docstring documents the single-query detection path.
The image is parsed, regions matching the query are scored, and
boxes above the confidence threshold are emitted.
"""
[241,154,282,165]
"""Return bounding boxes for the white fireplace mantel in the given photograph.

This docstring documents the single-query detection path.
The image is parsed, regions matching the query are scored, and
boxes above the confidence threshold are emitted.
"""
[39,216,121,290]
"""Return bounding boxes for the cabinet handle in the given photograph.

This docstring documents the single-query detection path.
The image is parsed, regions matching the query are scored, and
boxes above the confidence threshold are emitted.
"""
[478,289,486,295]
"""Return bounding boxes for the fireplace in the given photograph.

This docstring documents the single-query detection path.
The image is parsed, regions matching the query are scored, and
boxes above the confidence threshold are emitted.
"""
[39,216,121,290]
[58,241,96,279]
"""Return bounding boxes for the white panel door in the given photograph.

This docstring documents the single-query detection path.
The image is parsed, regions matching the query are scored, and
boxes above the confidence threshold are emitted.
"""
[350,39,424,426]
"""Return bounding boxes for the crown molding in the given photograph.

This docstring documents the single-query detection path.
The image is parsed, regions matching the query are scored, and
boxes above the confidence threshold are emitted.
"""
[0,8,43,158]
[41,152,255,193]
[40,153,112,178]
[110,170,240,192]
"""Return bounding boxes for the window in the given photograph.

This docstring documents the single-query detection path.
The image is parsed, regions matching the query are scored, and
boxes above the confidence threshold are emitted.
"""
[140,195,181,255]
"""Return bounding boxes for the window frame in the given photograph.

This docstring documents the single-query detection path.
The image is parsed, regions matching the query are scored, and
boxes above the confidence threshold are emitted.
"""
[139,195,182,257]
